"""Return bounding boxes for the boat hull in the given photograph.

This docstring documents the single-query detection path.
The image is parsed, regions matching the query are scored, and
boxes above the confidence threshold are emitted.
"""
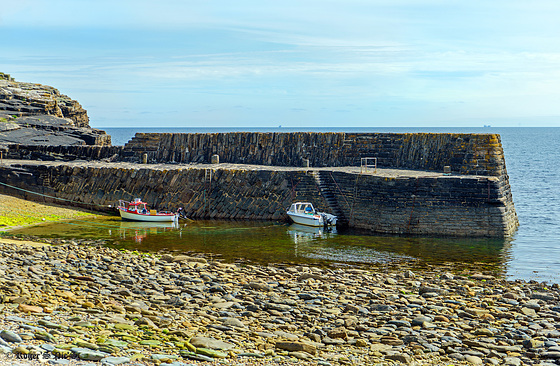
[118,209,177,222]
[287,212,336,227]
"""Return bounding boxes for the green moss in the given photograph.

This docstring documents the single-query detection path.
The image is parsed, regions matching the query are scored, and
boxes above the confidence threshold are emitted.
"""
[0,208,93,230]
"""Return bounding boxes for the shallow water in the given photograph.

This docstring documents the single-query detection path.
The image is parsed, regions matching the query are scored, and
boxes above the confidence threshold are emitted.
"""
[9,216,509,273]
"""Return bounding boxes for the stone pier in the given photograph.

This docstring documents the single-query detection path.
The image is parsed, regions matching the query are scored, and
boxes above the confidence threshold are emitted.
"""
[0,155,517,237]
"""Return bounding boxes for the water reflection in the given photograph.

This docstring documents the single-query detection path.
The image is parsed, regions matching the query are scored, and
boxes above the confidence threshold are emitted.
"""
[287,223,415,264]
[8,218,511,271]
[119,221,179,243]
[287,223,337,244]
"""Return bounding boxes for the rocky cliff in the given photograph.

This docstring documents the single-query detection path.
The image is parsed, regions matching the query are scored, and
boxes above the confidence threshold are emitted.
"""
[0,73,110,146]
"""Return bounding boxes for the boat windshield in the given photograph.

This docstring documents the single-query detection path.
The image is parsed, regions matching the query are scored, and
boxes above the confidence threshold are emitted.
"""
[118,200,129,210]
[291,203,315,214]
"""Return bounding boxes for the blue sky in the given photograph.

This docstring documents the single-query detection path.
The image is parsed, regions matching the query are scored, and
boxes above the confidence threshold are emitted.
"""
[1,0,559,128]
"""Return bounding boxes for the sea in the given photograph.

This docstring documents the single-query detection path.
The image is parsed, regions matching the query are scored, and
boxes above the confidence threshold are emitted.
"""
[12,127,559,283]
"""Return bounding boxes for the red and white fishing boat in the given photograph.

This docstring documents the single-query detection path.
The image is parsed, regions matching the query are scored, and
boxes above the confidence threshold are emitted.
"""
[117,198,178,222]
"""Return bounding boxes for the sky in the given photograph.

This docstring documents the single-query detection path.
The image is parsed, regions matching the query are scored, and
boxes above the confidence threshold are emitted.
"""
[1,0,560,128]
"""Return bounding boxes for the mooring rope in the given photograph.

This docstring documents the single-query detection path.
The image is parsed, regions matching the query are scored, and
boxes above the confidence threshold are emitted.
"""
[0,181,112,208]
[0,181,196,222]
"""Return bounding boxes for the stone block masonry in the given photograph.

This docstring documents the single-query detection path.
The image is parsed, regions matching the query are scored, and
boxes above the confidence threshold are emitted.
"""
[117,131,517,237]
[124,132,507,176]
[5,132,510,183]
[326,171,518,237]
[4,145,123,161]
[0,161,324,221]
[0,158,518,237]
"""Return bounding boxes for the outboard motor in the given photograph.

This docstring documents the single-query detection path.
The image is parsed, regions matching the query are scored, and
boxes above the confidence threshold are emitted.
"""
[177,207,188,219]
[322,213,336,228]
[321,213,329,229]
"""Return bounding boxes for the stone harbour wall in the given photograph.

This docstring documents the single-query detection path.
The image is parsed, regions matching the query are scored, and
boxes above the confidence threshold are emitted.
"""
[0,161,517,237]
[120,132,517,236]
[0,163,323,221]
[3,144,123,161]
[3,132,510,181]
[324,171,518,237]
[124,132,507,176]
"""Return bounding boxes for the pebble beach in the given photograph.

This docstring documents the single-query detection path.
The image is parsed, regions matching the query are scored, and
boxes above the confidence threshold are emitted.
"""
[1,234,560,366]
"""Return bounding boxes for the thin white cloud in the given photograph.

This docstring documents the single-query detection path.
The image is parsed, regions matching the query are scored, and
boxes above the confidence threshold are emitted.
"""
[2,0,560,126]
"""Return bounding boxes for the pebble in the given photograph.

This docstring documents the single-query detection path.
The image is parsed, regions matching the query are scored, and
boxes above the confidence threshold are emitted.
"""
[465,355,483,364]
[0,330,22,343]
[0,345,11,353]
[189,336,234,350]
[0,337,10,347]
[47,360,71,365]
[150,353,178,361]
[80,351,108,361]
[195,348,227,359]
[0,239,560,366]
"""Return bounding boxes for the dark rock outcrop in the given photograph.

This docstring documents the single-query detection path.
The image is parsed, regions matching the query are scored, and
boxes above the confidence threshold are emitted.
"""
[0,73,110,146]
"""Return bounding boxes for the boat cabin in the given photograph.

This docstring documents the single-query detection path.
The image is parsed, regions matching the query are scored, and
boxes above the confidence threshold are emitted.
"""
[118,198,149,214]
[288,202,317,215]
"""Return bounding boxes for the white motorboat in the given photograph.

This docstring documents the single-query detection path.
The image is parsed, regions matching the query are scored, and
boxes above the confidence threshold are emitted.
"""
[117,198,178,222]
[286,202,337,227]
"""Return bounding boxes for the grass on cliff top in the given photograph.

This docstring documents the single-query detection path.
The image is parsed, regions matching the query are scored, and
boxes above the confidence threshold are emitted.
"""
[0,194,97,231]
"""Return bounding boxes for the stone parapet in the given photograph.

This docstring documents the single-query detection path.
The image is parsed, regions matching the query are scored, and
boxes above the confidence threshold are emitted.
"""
[123,132,507,176]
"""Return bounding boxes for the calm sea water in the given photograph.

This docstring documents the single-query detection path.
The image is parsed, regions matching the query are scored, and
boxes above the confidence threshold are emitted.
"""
[13,127,560,283]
